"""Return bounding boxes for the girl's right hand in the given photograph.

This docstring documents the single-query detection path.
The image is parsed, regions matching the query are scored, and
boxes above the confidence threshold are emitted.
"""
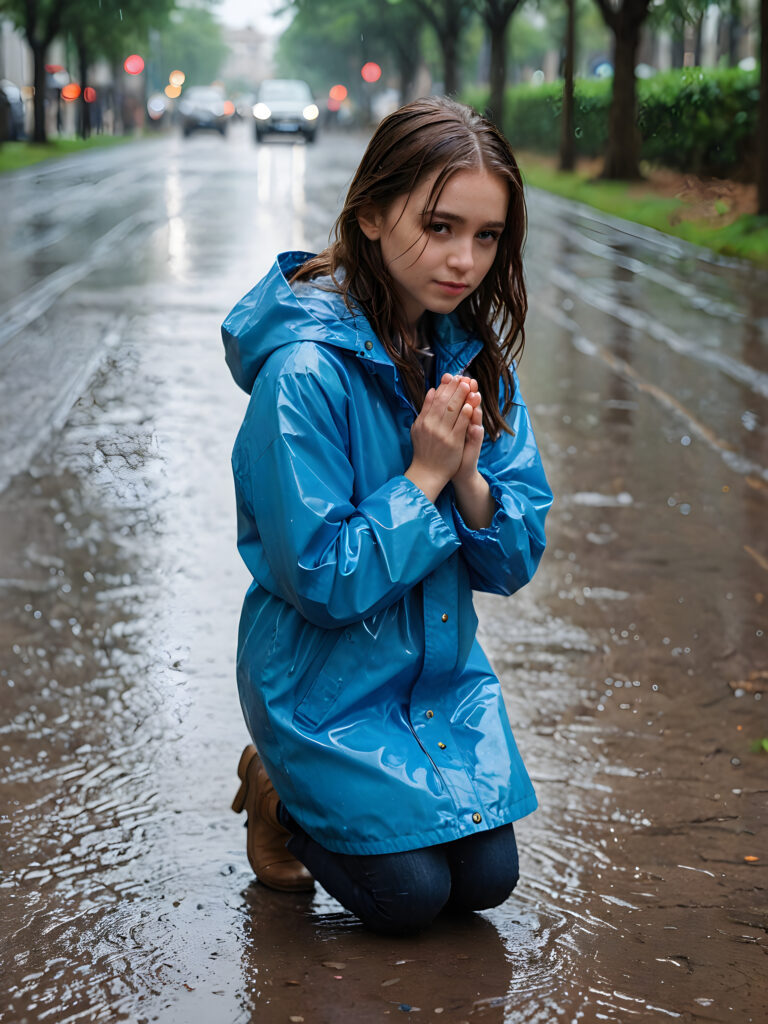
[405,374,475,503]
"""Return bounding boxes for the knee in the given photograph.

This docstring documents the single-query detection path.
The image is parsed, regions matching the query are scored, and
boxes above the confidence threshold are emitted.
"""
[359,855,452,935]
[452,869,519,912]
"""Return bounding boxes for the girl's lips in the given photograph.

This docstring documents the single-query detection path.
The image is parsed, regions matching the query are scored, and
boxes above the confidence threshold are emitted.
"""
[435,280,467,294]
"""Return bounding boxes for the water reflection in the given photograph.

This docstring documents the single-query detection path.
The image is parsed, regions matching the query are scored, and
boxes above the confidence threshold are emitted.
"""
[240,885,516,1022]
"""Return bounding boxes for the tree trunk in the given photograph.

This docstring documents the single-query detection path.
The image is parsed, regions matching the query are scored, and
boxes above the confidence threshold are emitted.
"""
[602,21,642,179]
[487,16,508,126]
[693,12,704,66]
[727,0,741,67]
[77,41,91,140]
[396,52,417,104]
[440,28,459,95]
[31,40,47,143]
[759,0,768,214]
[671,17,685,68]
[560,0,576,171]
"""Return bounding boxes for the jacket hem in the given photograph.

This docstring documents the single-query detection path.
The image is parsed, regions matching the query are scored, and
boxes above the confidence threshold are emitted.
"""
[290,790,538,857]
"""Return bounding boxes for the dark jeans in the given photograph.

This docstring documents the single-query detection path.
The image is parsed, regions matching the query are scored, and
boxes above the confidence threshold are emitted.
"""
[280,806,520,935]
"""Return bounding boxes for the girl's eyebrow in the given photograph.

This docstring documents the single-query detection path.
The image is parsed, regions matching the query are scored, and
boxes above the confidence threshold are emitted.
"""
[428,208,505,229]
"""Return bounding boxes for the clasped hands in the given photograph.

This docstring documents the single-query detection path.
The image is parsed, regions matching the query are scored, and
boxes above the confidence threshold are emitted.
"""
[405,373,495,530]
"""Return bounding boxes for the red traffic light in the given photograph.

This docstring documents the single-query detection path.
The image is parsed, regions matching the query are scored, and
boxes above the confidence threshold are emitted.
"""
[360,62,381,84]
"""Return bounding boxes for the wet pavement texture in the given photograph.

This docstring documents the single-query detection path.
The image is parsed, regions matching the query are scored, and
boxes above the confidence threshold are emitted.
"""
[0,124,765,1024]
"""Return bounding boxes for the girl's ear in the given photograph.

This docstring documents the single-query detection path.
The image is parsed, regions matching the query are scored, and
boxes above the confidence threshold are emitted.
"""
[357,205,384,241]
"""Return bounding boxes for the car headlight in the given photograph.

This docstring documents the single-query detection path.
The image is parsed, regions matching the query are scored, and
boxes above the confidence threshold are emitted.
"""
[302,104,319,121]
[253,102,271,120]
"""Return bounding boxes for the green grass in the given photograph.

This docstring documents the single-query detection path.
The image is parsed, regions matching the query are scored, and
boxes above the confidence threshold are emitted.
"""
[0,134,139,173]
[518,153,768,266]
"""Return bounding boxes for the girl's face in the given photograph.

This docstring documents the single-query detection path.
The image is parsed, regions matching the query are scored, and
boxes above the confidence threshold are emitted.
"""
[359,166,509,330]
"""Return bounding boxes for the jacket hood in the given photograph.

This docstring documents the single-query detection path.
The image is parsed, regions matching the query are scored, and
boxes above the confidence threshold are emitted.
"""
[222,251,483,395]
[222,251,369,394]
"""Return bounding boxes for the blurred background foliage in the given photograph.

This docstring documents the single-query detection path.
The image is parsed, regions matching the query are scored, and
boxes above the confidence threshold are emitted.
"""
[0,0,765,211]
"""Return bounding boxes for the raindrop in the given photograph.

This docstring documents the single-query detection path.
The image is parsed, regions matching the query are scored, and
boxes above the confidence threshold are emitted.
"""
[680,435,691,446]
[679,504,691,515]
[667,497,677,507]
[652,684,659,691]
[730,757,741,766]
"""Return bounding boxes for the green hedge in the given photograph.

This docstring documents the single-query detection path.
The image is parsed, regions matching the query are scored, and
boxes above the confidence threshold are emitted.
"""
[463,68,759,179]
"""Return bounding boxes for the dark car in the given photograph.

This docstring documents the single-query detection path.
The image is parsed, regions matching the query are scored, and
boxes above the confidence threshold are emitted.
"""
[0,80,26,140]
[178,86,230,137]
[252,79,318,143]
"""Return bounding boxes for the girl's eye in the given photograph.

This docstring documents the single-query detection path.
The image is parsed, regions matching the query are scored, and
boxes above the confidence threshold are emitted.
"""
[429,222,449,234]
[477,230,501,242]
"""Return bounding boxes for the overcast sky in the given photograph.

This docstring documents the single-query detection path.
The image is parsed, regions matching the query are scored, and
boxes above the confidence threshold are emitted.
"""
[215,0,292,34]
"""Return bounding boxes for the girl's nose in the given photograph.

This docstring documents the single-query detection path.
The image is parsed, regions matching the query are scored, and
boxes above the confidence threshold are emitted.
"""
[447,238,474,273]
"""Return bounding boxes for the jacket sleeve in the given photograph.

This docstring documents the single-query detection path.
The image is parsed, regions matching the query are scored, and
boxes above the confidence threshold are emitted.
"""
[233,346,461,629]
[451,368,552,596]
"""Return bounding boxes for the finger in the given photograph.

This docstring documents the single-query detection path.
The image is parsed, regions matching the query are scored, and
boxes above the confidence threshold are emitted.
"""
[451,401,474,437]
[465,423,484,449]
[435,378,469,421]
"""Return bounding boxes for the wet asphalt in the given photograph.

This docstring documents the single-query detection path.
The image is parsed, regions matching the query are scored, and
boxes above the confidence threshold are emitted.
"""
[0,122,766,1024]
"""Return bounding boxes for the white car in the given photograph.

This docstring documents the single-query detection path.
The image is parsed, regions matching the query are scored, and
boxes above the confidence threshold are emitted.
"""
[252,79,318,143]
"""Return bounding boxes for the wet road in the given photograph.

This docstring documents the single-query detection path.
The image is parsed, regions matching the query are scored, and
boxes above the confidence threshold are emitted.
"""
[1,123,766,1023]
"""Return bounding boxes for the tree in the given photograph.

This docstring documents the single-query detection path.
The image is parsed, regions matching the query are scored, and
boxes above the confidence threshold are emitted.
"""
[0,0,77,142]
[560,0,576,170]
[475,0,527,125]
[759,0,767,214]
[62,0,175,139]
[412,0,475,94]
[592,0,652,179]
[150,6,228,88]
[280,0,426,106]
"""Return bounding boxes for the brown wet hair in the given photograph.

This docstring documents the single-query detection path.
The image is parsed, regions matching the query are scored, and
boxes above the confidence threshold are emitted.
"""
[291,96,528,440]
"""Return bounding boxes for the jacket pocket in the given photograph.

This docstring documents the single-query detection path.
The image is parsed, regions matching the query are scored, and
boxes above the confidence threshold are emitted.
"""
[292,629,351,728]
[293,667,344,729]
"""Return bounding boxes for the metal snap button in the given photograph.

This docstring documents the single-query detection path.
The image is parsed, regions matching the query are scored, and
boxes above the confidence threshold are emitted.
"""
[364,340,373,350]
[437,741,446,750]
[441,613,448,622]
[426,710,434,719]
[472,812,482,824]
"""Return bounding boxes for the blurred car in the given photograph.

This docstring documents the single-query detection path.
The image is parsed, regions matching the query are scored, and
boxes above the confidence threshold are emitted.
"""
[252,79,318,143]
[178,86,230,137]
[0,79,26,140]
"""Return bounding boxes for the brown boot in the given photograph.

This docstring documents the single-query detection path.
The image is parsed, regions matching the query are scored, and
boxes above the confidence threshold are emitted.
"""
[231,744,314,892]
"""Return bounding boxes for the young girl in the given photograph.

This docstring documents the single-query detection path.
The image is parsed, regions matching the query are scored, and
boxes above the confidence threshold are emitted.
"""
[223,97,552,934]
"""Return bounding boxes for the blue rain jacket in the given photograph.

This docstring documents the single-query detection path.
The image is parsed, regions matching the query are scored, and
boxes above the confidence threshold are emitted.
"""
[223,252,553,856]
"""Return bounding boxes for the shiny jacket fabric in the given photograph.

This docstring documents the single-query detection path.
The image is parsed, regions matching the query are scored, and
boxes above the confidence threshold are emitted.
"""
[222,252,553,856]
